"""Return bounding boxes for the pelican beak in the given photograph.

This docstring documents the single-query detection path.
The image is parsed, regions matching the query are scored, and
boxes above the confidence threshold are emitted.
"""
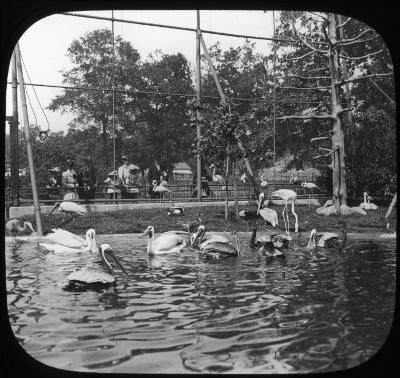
[25,222,35,233]
[103,248,128,276]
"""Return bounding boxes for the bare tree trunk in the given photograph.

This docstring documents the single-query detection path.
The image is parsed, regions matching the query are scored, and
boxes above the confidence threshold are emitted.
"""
[327,13,347,212]
[225,153,229,221]
[232,161,239,219]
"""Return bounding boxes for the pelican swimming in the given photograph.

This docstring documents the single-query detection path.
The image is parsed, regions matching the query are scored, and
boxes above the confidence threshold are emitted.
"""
[271,189,299,234]
[141,226,187,255]
[250,226,290,257]
[39,228,95,253]
[67,243,128,285]
[306,221,347,249]
[5,219,36,244]
[44,228,88,248]
[190,224,241,257]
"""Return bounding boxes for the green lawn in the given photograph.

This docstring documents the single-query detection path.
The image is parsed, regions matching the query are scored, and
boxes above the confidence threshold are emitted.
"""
[23,203,396,236]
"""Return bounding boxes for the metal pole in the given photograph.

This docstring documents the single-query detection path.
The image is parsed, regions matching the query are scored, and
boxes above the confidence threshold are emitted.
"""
[10,50,20,206]
[272,11,277,191]
[196,10,202,201]
[15,44,43,235]
[111,10,116,200]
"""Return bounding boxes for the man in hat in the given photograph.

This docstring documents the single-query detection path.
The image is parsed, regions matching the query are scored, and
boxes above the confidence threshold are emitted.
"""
[62,156,79,200]
[47,167,62,200]
[118,154,131,199]
[125,164,142,200]
[77,157,98,203]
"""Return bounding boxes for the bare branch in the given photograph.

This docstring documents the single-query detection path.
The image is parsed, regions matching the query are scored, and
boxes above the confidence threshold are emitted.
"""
[277,86,330,90]
[287,74,331,80]
[337,17,352,29]
[318,147,332,152]
[277,114,334,121]
[285,50,318,61]
[307,11,329,21]
[308,67,329,73]
[313,152,332,159]
[339,49,384,60]
[337,72,393,85]
[311,136,330,143]
[340,35,380,47]
[338,107,354,114]
[341,29,374,43]
[290,15,328,54]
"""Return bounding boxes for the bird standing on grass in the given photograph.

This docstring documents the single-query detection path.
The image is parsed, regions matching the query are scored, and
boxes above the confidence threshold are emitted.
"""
[49,201,87,226]
[167,206,184,216]
[209,164,226,200]
[271,189,299,234]
[359,191,378,210]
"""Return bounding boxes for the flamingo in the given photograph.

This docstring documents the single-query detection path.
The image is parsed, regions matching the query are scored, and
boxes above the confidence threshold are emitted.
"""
[209,164,226,200]
[5,219,36,244]
[67,243,128,285]
[141,226,187,255]
[301,182,319,208]
[39,228,95,253]
[271,189,299,234]
[152,180,172,201]
[359,191,378,210]
[316,199,338,216]
[167,206,184,216]
[190,225,241,257]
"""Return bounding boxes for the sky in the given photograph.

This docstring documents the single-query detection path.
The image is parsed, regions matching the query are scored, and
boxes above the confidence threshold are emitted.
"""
[5,10,276,134]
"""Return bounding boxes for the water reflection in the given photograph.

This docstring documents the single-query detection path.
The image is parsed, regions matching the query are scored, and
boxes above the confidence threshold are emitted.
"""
[5,233,396,374]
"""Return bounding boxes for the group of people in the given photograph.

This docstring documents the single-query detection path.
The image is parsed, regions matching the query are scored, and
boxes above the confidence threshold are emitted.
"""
[46,155,170,202]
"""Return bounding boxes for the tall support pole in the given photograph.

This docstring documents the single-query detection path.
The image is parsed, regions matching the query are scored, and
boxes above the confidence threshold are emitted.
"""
[196,10,202,201]
[15,44,43,235]
[10,50,20,206]
[111,9,116,200]
[199,34,261,198]
[272,10,277,191]
[337,14,352,125]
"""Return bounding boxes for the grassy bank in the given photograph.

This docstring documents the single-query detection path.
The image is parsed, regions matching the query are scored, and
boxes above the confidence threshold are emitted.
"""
[22,204,396,236]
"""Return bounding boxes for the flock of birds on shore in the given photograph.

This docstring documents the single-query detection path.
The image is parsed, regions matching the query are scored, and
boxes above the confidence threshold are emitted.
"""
[5,185,385,287]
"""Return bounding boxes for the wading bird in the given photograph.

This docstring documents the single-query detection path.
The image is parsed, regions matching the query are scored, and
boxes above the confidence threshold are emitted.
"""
[316,199,337,216]
[209,164,226,200]
[271,189,299,234]
[152,180,172,200]
[141,226,187,255]
[67,241,128,285]
[49,201,87,225]
[5,219,36,244]
[359,191,378,210]
[258,192,278,228]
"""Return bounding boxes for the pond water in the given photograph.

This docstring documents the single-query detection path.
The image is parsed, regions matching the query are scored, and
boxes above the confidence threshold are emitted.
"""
[5,232,396,374]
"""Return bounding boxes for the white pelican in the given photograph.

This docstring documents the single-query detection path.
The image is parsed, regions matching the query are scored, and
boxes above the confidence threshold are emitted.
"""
[49,201,87,222]
[316,199,337,216]
[271,189,299,234]
[258,192,278,227]
[5,219,36,244]
[141,226,187,255]
[39,228,95,253]
[359,191,378,210]
[167,206,184,216]
[306,221,347,249]
[67,243,128,285]
[190,225,241,257]
[250,226,290,257]
[44,228,88,248]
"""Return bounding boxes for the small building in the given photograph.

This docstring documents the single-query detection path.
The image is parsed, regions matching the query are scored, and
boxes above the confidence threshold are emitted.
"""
[172,162,193,181]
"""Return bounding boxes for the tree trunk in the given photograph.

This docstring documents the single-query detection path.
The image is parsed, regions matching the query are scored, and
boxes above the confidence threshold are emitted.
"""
[225,153,229,221]
[232,161,239,219]
[237,138,261,199]
[327,13,347,212]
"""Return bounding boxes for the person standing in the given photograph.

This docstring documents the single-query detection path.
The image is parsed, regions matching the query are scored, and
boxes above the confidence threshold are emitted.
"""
[118,154,131,199]
[104,170,123,200]
[62,157,79,200]
[47,167,62,200]
[77,157,98,202]
[148,158,168,199]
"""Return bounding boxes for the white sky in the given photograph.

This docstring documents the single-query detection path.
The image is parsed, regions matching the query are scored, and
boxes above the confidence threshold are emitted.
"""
[5,10,276,134]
